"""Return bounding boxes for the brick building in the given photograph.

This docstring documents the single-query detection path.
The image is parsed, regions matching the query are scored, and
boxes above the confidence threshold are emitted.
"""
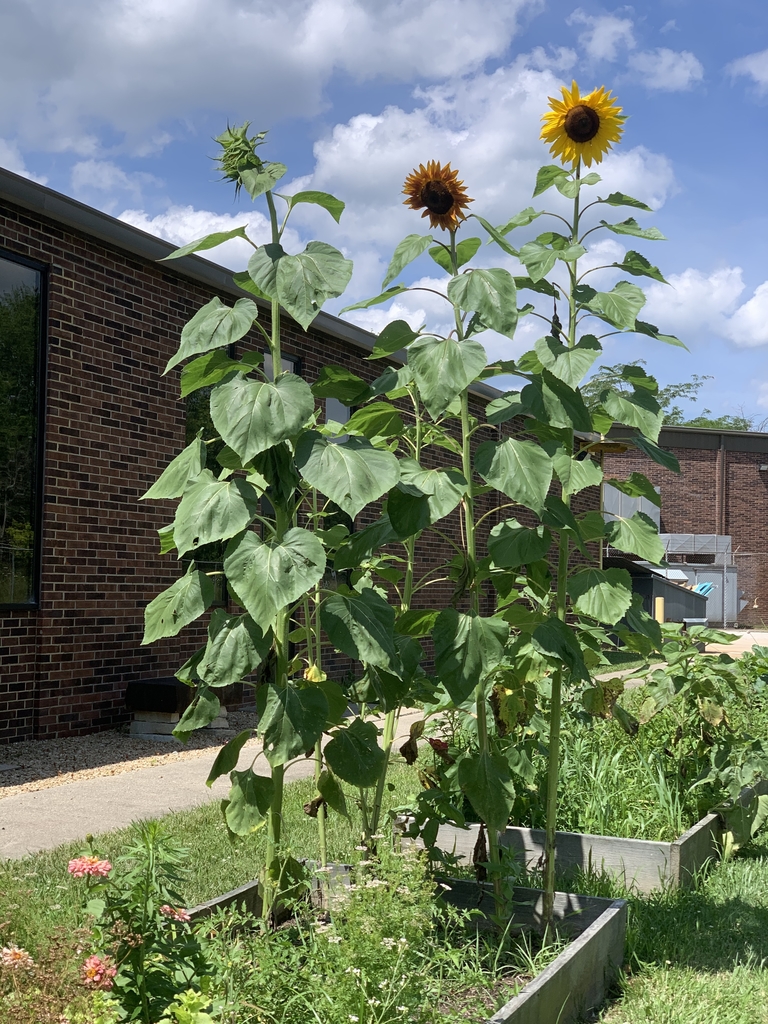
[606,425,768,629]
[1,167,532,744]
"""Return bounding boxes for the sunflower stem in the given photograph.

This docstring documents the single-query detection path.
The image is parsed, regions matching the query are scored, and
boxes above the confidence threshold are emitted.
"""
[542,160,580,931]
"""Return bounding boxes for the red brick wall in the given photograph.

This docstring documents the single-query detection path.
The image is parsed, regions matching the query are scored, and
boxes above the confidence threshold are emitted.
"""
[0,195,602,743]
[605,437,768,627]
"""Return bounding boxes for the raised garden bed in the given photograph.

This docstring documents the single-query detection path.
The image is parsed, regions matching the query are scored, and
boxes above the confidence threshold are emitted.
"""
[188,870,626,1024]
[404,779,768,895]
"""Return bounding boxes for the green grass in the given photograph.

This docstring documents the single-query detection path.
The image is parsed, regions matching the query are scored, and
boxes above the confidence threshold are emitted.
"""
[0,764,423,955]
[560,833,768,1023]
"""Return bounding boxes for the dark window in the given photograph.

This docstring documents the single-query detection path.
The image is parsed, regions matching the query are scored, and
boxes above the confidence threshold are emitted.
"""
[0,251,45,608]
[263,351,301,380]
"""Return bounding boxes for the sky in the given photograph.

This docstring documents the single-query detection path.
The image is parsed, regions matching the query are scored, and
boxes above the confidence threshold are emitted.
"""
[1,0,767,422]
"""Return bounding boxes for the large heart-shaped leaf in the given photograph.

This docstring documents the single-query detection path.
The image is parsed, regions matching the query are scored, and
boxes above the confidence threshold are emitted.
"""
[173,686,221,741]
[198,611,271,688]
[165,297,259,373]
[447,268,518,339]
[206,730,252,787]
[334,515,398,571]
[211,372,314,462]
[567,568,634,625]
[257,683,328,767]
[321,587,400,671]
[239,161,287,200]
[601,386,663,442]
[531,618,589,681]
[605,511,665,564]
[276,241,354,331]
[488,519,552,568]
[224,528,326,631]
[280,190,345,223]
[180,350,248,398]
[141,435,206,501]
[382,234,433,288]
[433,610,509,704]
[173,471,262,557]
[324,718,386,788]
[294,432,400,519]
[368,320,420,360]
[223,769,274,835]
[551,448,603,496]
[534,334,602,389]
[142,567,214,644]
[247,242,284,301]
[475,438,553,514]
[409,336,487,419]
[388,460,465,537]
[588,281,646,330]
[457,752,515,831]
[317,769,349,818]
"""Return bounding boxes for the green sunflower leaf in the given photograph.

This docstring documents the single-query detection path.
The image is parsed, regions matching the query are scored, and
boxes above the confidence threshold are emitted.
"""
[428,237,481,273]
[142,566,214,644]
[382,234,434,289]
[210,372,314,462]
[368,319,420,360]
[278,190,345,223]
[165,297,260,374]
[599,218,666,241]
[447,268,518,339]
[295,431,400,519]
[159,226,250,261]
[598,192,653,212]
[141,434,206,501]
[532,165,570,198]
[340,285,410,313]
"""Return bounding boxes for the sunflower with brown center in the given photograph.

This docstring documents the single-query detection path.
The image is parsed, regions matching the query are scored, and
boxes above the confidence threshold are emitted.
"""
[402,161,473,231]
[541,81,625,168]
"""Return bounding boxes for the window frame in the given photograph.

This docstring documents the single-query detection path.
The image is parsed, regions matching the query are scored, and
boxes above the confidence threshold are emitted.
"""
[0,247,48,611]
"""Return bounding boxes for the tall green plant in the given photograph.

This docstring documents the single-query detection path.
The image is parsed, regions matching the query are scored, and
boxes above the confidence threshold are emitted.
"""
[341,81,685,925]
[141,126,409,919]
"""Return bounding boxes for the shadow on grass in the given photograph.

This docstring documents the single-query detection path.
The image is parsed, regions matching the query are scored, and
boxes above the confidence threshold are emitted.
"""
[562,835,768,975]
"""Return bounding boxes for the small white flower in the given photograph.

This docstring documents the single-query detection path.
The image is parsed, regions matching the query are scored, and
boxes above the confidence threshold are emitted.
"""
[371,833,385,840]
[438,882,452,891]
[396,886,411,895]
[349,1016,359,1022]
[381,937,396,949]
[315,866,333,874]
[397,1007,409,1013]
[327,935,343,944]
[398,938,408,947]
[358,860,373,867]
[367,998,381,1007]
[354,845,367,851]
[345,966,362,976]
[378,980,388,989]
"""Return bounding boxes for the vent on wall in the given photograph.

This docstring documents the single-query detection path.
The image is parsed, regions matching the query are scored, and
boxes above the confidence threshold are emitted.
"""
[602,482,661,527]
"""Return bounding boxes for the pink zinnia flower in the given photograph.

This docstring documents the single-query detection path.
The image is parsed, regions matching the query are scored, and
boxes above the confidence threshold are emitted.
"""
[160,905,191,923]
[68,856,112,878]
[1,945,35,971]
[81,954,117,990]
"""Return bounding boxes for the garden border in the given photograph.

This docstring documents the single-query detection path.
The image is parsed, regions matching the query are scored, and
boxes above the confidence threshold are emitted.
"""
[188,872,626,1024]
[403,779,768,895]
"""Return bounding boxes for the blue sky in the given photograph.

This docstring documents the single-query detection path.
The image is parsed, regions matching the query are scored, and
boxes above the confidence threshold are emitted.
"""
[1,0,767,421]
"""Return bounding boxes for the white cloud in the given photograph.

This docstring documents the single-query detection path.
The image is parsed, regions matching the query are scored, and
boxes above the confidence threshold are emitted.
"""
[644,267,745,338]
[723,281,768,348]
[643,266,768,349]
[660,20,677,34]
[567,9,635,62]
[118,204,303,270]
[293,59,676,306]
[0,138,47,183]
[0,0,540,155]
[726,48,768,94]
[628,48,704,91]
[71,159,162,209]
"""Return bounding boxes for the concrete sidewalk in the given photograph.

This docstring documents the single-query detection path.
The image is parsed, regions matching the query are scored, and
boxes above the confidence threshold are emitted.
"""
[0,709,423,861]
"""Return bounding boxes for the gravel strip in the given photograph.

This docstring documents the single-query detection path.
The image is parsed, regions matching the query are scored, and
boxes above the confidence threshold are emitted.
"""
[0,710,259,801]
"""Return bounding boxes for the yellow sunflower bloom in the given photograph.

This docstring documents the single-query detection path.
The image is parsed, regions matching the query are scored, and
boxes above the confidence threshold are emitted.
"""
[402,161,473,232]
[541,81,625,168]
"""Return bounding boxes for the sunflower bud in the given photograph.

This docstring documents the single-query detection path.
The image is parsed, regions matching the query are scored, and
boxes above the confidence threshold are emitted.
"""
[215,122,269,193]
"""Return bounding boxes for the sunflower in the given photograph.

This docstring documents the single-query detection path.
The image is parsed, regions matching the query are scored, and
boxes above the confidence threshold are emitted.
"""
[402,161,473,231]
[541,81,625,168]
